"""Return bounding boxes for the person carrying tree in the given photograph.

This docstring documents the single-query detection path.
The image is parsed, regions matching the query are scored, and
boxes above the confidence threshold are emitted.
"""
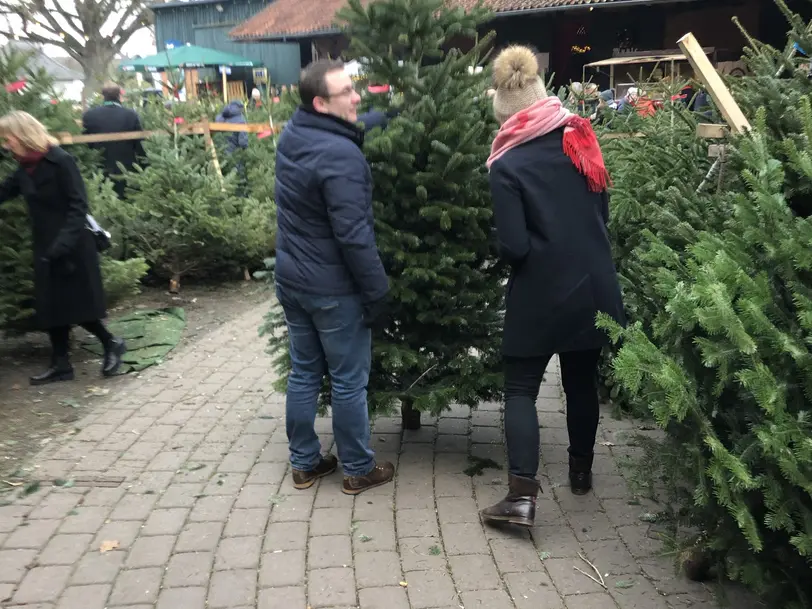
[479,46,626,528]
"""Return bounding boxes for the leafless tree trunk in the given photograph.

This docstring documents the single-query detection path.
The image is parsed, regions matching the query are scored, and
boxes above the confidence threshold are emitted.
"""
[0,0,153,100]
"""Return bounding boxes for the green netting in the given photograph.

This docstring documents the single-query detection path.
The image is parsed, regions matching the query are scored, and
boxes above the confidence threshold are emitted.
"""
[81,308,186,373]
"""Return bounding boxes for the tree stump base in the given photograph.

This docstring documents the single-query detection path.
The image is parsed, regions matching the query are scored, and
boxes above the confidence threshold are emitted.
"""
[401,402,421,430]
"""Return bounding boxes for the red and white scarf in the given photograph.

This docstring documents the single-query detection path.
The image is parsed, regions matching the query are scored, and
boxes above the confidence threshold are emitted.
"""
[487,96,610,193]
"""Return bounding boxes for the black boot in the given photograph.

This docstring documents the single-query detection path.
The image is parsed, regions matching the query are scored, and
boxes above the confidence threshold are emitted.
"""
[569,453,594,495]
[30,356,74,386]
[480,474,541,527]
[102,338,127,377]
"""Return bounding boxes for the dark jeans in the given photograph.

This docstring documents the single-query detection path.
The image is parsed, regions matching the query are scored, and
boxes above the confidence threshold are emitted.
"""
[49,321,113,358]
[276,283,376,477]
[504,349,602,479]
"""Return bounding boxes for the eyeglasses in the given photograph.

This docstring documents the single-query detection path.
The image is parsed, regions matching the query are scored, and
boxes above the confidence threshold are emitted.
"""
[322,86,355,99]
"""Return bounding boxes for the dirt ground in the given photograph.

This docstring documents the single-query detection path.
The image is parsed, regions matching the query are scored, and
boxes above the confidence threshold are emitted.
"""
[0,280,268,484]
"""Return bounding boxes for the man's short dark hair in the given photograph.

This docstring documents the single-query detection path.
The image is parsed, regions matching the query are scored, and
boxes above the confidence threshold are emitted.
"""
[101,83,121,102]
[299,59,345,108]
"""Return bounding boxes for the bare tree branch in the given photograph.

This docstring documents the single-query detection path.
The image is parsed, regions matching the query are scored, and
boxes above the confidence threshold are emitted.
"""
[0,0,150,94]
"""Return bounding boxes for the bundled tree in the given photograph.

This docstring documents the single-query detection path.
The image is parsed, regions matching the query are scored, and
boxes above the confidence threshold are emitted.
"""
[598,1,812,604]
[261,0,504,428]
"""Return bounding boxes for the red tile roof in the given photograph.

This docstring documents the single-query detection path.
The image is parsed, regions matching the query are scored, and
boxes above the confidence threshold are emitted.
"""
[230,0,620,41]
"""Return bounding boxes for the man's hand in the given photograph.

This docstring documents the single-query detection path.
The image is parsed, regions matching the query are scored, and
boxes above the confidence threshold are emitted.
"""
[363,295,390,332]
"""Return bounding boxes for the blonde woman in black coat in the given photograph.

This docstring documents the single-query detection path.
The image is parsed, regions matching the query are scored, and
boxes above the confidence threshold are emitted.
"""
[479,47,625,528]
[0,111,126,385]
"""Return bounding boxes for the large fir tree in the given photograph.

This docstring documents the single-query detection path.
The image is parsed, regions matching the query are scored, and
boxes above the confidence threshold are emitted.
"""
[598,0,812,604]
[262,0,505,428]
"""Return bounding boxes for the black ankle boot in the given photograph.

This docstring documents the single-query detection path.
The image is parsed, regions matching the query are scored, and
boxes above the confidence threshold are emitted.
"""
[102,338,127,377]
[480,474,541,527]
[569,453,594,495]
[30,356,74,386]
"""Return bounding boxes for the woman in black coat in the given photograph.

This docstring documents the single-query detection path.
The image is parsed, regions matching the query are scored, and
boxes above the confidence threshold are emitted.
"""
[479,47,626,527]
[0,111,126,385]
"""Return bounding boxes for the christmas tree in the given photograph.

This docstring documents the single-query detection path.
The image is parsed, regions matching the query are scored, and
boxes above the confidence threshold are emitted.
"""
[262,0,505,428]
[597,1,812,604]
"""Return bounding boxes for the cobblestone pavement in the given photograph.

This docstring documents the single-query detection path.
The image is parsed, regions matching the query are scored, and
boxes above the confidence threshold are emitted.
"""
[0,303,762,609]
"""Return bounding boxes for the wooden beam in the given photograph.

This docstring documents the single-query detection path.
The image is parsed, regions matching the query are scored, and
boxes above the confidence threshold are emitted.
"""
[696,123,728,139]
[54,122,281,145]
[677,33,751,134]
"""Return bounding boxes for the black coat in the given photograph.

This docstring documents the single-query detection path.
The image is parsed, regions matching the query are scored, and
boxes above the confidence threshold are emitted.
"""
[489,128,625,358]
[0,147,106,330]
[82,103,146,195]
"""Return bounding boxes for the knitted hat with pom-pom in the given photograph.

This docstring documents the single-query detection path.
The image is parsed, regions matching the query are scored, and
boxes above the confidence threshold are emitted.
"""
[491,46,547,124]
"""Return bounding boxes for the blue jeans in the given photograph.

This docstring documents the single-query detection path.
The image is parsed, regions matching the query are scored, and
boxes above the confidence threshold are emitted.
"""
[275,283,376,477]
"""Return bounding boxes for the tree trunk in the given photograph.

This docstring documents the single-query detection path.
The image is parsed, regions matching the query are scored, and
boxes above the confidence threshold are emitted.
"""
[401,398,421,431]
[80,45,115,108]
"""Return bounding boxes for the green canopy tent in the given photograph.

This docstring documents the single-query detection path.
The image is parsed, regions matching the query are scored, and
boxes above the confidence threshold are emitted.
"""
[119,44,261,102]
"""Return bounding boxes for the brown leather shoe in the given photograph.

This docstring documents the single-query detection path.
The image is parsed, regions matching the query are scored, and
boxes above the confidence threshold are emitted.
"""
[291,454,338,489]
[480,474,541,527]
[342,461,395,495]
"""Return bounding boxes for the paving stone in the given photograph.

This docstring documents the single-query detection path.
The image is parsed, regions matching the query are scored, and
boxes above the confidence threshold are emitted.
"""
[107,567,163,605]
[38,533,93,565]
[224,508,270,537]
[257,586,306,609]
[581,539,638,577]
[0,582,13,601]
[70,550,125,585]
[163,551,214,587]
[125,535,175,568]
[531,525,583,558]
[396,508,439,538]
[189,495,235,522]
[0,548,36,583]
[175,522,224,552]
[307,567,355,608]
[140,508,189,536]
[268,494,313,522]
[351,520,397,552]
[234,484,278,509]
[263,521,308,552]
[353,495,394,521]
[617,525,665,559]
[441,522,490,555]
[110,494,158,521]
[156,586,207,609]
[564,592,619,609]
[310,507,352,536]
[436,496,479,524]
[308,534,352,569]
[355,551,402,588]
[56,584,112,609]
[216,535,262,570]
[567,510,618,543]
[205,473,248,496]
[460,588,515,609]
[448,553,502,591]
[12,565,71,603]
[208,569,257,608]
[404,569,458,609]
[490,538,546,573]
[4,518,60,549]
[545,557,605,595]
[259,550,305,587]
[399,537,446,572]
[28,494,83,520]
[92,520,143,551]
[435,434,469,453]
[505,571,564,609]
[608,575,670,609]
[434,474,473,497]
[359,585,411,609]
[438,418,470,435]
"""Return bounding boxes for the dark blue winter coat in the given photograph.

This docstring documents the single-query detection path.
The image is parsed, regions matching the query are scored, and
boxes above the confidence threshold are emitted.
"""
[215,101,248,154]
[274,107,389,304]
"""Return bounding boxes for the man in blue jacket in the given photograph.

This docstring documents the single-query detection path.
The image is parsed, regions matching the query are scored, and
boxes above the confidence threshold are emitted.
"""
[274,59,394,496]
